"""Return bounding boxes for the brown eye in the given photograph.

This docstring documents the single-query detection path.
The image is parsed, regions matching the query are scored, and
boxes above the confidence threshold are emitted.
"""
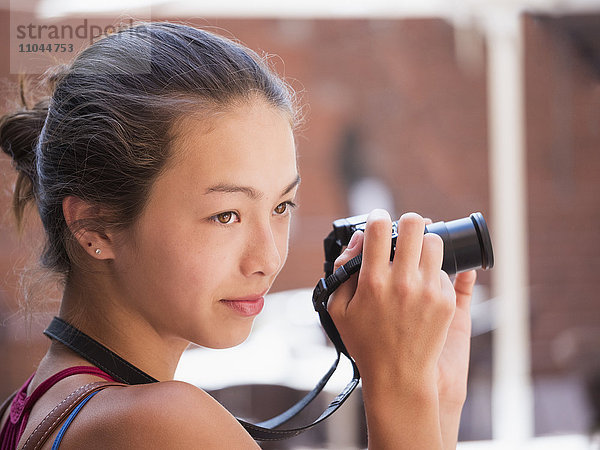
[216,212,234,224]
[274,201,297,216]
[274,203,287,215]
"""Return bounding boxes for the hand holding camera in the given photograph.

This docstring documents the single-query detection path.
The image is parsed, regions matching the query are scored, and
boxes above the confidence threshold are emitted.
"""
[326,210,486,449]
[328,210,459,385]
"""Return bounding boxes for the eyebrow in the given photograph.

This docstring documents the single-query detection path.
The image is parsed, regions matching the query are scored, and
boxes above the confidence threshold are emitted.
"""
[204,174,301,200]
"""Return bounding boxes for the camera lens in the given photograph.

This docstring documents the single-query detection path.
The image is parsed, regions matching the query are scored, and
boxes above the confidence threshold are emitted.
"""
[424,212,494,275]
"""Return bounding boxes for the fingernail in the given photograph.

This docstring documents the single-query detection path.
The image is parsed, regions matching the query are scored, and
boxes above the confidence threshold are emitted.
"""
[347,231,360,250]
[368,209,390,221]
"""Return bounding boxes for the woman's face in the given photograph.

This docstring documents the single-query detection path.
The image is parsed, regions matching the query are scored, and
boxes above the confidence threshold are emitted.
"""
[111,99,299,349]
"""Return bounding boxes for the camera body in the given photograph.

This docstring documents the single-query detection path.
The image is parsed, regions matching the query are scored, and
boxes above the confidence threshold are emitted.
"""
[314,211,494,360]
[323,212,494,277]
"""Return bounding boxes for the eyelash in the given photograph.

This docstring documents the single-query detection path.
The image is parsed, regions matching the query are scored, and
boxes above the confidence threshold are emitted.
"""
[210,201,298,225]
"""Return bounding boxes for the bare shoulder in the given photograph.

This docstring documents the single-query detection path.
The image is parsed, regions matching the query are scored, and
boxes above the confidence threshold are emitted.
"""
[57,381,259,449]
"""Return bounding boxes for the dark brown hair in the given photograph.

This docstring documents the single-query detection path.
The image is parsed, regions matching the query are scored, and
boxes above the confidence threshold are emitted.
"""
[0,22,297,280]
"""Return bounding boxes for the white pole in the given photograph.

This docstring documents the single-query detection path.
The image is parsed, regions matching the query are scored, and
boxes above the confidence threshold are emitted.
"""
[485,8,534,443]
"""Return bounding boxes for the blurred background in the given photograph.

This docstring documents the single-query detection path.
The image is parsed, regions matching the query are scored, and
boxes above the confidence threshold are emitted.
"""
[1,0,600,448]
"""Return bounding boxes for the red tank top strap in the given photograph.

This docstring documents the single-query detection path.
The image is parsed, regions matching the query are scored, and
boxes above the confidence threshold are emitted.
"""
[0,366,116,450]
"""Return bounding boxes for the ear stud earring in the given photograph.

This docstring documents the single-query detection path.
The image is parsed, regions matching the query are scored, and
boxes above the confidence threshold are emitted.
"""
[95,249,101,255]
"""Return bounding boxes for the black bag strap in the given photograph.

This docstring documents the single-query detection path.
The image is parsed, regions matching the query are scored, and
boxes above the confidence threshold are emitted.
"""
[44,276,361,442]
[44,317,154,385]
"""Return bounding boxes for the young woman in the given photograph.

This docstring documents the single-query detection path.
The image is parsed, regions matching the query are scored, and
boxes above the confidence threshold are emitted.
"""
[0,22,476,449]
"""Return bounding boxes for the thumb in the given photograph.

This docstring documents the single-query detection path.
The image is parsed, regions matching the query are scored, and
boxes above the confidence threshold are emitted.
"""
[334,230,364,270]
[327,231,364,317]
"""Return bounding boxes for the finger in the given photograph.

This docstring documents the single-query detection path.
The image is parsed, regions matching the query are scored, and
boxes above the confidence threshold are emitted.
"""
[419,232,444,282]
[359,209,393,281]
[441,270,457,316]
[454,270,477,311]
[441,270,456,304]
[391,212,426,277]
[424,217,433,225]
[432,269,457,331]
[328,231,364,316]
[333,230,363,271]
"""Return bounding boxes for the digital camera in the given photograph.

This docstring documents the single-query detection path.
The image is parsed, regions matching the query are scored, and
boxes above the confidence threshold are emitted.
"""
[323,212,494,277]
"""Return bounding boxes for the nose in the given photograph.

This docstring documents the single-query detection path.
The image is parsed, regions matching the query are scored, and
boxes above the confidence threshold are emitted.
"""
[240,222,283,278]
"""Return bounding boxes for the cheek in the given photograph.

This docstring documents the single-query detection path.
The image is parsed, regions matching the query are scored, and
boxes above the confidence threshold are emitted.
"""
[123,224,204,296]
[135,240,236,317]
[161,242,230,289]
[275,220,291,265]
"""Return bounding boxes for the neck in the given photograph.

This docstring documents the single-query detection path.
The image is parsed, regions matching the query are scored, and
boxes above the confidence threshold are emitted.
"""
[58,271,189,382]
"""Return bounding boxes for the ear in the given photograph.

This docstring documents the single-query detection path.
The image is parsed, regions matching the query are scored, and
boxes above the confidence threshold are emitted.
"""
[62,195,116,260]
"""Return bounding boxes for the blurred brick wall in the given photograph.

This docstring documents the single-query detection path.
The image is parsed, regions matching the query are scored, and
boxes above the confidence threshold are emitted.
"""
[524,14,600,435]
[525,14,600,376]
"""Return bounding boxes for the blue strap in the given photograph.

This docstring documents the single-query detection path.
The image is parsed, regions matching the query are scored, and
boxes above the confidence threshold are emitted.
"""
[51,390,101,449]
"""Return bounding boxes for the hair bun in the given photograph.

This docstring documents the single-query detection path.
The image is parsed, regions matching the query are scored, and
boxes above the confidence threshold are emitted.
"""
[0,99,48,179]
[0,98,49,227]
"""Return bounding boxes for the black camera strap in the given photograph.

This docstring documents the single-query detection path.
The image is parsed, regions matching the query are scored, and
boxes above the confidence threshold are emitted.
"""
[44,271,361,442]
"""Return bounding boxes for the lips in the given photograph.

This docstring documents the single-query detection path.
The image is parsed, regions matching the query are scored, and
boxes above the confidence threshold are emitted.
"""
[221,292,267,317]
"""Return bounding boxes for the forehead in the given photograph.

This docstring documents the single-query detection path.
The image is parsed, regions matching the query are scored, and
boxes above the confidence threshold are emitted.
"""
[162,100,298,195]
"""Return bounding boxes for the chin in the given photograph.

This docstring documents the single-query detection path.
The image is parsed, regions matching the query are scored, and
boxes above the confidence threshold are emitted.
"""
[199,327,253,350]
